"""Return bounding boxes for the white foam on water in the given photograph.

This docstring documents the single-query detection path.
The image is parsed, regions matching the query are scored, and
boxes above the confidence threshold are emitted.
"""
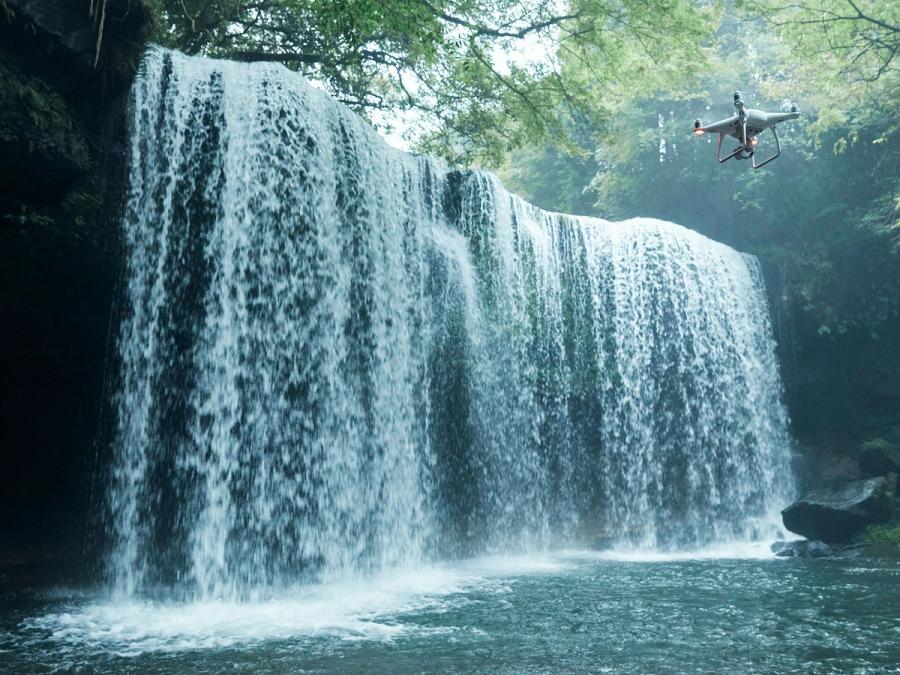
[459,552,575,575]
[578,540,781,562]
[25,572,458,654]
[21,545,813,658]
[21,554,575,656]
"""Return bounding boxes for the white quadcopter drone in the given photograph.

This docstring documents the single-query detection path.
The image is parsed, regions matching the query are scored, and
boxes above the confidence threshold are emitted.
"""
[693,92,800,169]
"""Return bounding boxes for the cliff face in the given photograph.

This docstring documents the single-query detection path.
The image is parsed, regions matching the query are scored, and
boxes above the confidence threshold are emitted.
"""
[764,252,900,493]
[762,251,900,553]
[0,0,151,567]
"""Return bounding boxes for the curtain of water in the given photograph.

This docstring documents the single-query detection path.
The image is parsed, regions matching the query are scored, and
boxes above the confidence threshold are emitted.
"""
[108,48,794,599]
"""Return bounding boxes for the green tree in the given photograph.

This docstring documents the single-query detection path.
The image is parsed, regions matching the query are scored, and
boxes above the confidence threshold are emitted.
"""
[147,0,715,164]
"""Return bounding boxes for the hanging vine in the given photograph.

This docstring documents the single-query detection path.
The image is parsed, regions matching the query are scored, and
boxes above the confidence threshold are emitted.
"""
[89,0,109,67]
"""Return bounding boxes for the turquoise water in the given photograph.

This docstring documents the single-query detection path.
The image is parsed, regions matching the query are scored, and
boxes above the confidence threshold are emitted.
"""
[3,549,899,673]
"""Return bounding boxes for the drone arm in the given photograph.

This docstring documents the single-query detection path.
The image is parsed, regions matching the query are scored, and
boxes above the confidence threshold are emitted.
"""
[752,125,781,169]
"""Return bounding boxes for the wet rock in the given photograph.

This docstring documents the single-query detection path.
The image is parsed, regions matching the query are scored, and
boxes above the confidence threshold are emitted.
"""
[888,472,899,491]
[6,0,95,55]
[858,439,900,477]
[0,59,90,201]
[773,538,900,561]
[3,0,153,109]
[771,540,834,558]
[782,477,893,543]
[848,543,900,560]
[6,0,152,76]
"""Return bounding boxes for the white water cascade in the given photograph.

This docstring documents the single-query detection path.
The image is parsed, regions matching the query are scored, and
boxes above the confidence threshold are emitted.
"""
[107,48,795,600]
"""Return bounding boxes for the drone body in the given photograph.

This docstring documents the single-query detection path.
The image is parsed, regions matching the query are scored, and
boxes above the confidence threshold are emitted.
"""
[693,92,800,168]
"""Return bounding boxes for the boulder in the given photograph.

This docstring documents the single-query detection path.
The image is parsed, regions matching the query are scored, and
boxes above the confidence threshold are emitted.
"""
[782,477,893,543]
[858,439,900,477]
[771,540,834,558]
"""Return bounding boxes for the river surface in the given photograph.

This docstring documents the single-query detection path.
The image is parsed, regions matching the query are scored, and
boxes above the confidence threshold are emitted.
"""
[3,547,899,674]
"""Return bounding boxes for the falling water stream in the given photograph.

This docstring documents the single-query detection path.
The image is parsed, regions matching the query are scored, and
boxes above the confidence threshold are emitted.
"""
[105,47,795,600]
[0,48,834,672]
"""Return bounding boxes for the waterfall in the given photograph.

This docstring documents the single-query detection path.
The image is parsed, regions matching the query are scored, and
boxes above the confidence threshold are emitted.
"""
[108,47,794,599]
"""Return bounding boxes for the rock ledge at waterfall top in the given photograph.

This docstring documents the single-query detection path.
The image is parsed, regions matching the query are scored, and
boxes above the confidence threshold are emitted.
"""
[782,477,894,543]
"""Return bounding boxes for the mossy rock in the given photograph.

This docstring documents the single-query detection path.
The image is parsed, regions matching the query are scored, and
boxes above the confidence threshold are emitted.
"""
[0,56,90,203]
[857,522,900,547]
[862,438,894,452]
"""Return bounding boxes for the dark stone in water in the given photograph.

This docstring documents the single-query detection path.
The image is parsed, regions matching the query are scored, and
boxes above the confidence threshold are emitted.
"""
[771,540,834,558]
[782,477,893,543]
[772,539,900,560]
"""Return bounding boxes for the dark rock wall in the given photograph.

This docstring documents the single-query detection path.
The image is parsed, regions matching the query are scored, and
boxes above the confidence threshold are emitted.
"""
[0,0,150,569]
[761,255,900,492]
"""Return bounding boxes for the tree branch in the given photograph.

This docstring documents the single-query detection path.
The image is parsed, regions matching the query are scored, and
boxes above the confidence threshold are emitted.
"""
[414,0,580,39]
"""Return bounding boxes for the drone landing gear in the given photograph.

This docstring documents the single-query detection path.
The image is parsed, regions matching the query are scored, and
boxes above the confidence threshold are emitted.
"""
[717,117,749,164]
[716,125,782,169]
[716,133,745,163]
[751,126,780,169]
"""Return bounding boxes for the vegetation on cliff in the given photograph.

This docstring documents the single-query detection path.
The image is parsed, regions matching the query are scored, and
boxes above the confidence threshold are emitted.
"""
[142,0,716,164]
